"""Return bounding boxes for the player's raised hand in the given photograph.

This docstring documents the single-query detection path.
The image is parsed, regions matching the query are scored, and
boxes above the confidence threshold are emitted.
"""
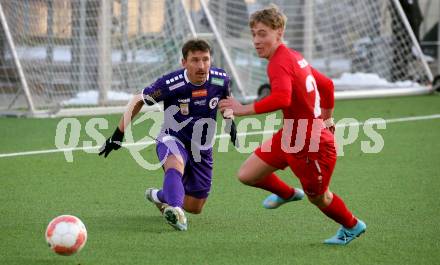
[99,127,124,158]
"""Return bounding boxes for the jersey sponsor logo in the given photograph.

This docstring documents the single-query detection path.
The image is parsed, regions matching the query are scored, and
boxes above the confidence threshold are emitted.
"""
[209,97,219,109]
[211,77,224,86]
[192,89,207,98]
[298,58,309,68]
[169,81,185,91]
[179,103,189,115]
[194,99,206,106]
[178,98,190,103]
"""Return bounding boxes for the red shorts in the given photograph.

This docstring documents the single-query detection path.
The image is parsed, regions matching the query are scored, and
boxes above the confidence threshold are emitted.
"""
[255,129,337,196]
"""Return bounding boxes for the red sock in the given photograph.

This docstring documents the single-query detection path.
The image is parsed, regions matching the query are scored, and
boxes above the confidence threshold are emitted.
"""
[252,173,295,200]
[320,193,357,228]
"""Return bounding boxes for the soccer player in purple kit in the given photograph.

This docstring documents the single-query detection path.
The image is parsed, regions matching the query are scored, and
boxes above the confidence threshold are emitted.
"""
[99,39,237,231]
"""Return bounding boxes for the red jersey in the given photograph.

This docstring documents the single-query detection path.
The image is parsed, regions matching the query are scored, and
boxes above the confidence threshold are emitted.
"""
[254,44,335,153]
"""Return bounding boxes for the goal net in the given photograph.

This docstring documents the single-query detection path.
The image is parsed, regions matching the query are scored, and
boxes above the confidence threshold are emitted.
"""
[0,0,194,116]
[201,0,433,101]
[0,0,433,116]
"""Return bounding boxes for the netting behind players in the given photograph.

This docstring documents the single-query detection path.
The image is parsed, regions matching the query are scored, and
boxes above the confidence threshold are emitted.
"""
[0,0,193,114]
[204,0,432,99]
[0,0,433,116]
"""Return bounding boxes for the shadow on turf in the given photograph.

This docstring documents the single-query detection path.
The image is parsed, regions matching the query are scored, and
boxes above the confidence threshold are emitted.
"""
[14,257,82,265]
[89,214,176,234]
[305,241,363,249]
[19,259,58,265]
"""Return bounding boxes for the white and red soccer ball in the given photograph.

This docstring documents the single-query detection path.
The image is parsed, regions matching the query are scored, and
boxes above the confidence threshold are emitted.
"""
[45,215,87,256]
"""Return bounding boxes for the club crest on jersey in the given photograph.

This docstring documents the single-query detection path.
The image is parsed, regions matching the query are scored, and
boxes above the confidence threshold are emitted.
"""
[192,89,207,98]
[209,97,219,109]
[179,103,189,115]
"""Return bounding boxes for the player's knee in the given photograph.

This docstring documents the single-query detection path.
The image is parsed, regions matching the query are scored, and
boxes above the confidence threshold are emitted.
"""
[237,168,254,185]
[185,206,202,214]
[163,155,185,173]
[307,194,323,206]
[183,197,206,214]
[191,208,203,214]
[307,191,332,208]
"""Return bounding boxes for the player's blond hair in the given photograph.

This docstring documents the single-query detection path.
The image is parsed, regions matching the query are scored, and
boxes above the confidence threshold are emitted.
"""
[249,4,287,30]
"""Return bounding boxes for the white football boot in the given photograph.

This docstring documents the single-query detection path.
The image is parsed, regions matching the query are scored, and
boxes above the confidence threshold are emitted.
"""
[145,188,168,213]
[163,206,188,231]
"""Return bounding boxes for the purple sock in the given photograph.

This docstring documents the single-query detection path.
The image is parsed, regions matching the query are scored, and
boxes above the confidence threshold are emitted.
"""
[158,168,184,207]
[157,190,165,203]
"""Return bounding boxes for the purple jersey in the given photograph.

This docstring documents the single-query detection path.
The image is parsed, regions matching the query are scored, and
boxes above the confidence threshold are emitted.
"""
[142,67,230,149]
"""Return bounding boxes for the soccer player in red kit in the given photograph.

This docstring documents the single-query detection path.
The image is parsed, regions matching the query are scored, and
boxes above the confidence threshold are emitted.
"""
[219,5,366,245]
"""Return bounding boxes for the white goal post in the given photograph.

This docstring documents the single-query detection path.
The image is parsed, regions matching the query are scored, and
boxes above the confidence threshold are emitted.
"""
[0,0,434,117]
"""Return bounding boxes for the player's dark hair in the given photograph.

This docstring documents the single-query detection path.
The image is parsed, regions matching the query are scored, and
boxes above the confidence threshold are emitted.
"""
[182,39,211,59]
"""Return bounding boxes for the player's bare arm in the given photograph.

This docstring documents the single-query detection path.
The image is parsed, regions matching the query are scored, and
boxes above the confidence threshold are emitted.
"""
[98,93,145,158]
[118,93,145,132]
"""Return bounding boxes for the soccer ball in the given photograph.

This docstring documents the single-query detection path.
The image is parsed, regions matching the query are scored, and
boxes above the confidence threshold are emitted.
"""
[45,215,87,256]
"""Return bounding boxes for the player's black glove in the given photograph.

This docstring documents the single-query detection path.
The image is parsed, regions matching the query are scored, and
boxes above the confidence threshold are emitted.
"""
[223,89,239,147]
[230,119,238,147]
[224,118,239,147]
[99,127,124,158]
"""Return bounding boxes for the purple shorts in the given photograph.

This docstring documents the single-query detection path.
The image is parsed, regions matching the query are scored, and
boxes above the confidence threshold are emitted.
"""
[156,136,213,199]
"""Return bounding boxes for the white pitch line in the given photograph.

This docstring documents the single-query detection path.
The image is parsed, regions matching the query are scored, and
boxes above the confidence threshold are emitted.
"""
[0,113,439,159]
